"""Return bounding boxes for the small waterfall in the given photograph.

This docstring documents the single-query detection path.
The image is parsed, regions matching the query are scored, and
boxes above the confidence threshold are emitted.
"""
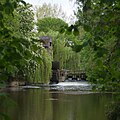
[50,81,92,91]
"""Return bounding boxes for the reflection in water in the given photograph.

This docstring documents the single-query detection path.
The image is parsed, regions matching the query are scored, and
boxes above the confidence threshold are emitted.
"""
[2,89,113,120]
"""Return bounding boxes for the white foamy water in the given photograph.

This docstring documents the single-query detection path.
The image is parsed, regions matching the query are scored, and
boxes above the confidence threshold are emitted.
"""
[57,81,91,86]
[49,81,92,91]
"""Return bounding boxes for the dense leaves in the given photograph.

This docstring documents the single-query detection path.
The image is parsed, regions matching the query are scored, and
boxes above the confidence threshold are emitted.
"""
[0,1,42,84]
[106,102,120,120]
[37,17,68,33]
[75,0,120,91]
[36,17,83,72]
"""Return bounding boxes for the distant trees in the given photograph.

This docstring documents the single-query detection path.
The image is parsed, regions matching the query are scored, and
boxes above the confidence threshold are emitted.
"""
[37,17,68,33]
[36,16,83,71]
[35,3,67,21]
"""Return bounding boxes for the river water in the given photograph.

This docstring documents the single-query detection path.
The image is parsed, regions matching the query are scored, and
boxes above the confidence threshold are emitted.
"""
[2,82,114,120]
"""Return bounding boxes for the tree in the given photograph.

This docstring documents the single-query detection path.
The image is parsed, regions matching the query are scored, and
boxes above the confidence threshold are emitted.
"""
[37,17,68,33]
[0,1,42,83]
[36,17,83,72]
[14,3,34,37]
[74,0,120,91]
[35,3,67,21]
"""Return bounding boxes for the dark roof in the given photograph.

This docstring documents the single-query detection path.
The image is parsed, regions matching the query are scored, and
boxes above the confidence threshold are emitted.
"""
[40,36,52,42]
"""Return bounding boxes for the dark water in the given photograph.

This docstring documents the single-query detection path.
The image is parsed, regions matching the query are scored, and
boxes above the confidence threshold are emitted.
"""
[2,88,114,120]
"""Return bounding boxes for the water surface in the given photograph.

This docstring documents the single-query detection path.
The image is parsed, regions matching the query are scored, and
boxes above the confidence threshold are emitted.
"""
[3,87,114,120]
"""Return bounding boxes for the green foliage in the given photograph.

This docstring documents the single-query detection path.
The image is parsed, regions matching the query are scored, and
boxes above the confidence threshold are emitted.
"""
[14,3,34,37]
[0,113,10,120]
[29,48,52,84]
[65,25,80,36]
[106,102,120,120]
[75,0,120,91]
[0,1,43,84]
[40,30,82,71]
[37,17,68,33]
[37,17,83,73]
[0,0,27,29]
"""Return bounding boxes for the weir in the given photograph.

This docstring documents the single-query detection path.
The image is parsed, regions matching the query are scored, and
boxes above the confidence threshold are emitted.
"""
[59,70,87,82]
[50,62,87,84]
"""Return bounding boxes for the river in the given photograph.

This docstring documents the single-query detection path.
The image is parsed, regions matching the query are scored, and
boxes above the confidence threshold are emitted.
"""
[1,82,114,120]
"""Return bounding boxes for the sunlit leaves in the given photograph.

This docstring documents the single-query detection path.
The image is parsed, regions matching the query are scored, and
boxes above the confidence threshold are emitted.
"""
[0,1,43,83]
[37,17,68,33]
